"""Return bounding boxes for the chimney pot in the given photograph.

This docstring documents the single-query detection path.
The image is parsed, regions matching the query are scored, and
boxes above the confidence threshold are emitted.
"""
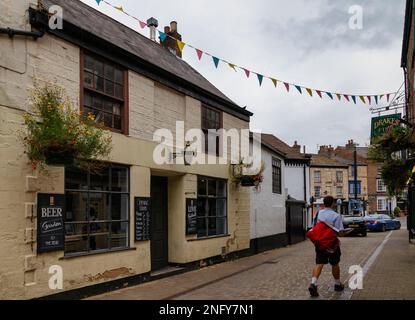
[170,21,178,32]
[147,17,159,42]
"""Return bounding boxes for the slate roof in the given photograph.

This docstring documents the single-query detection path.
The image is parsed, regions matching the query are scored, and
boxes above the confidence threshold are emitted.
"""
[310,154,349,168]
[261,134,310,161]
[42,0,251,117]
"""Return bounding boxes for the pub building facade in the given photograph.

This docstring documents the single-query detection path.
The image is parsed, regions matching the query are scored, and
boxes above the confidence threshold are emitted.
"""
[0,0,253,299]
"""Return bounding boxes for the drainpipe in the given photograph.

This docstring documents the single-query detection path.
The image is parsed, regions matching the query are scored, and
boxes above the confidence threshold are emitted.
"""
[0,7,47,40]
[0,27,44,40]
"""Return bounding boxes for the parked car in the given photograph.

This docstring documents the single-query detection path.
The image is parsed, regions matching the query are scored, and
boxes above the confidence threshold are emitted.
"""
[342,215,367,237]
[364,214,401,232]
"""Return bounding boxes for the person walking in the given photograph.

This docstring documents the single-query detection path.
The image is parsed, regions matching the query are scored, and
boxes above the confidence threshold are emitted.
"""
[308,196,345,297]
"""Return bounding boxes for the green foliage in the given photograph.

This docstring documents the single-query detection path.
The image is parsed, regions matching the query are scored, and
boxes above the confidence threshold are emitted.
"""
[394,207,401,216]
[22,82,112,170]
[369,123,415,196]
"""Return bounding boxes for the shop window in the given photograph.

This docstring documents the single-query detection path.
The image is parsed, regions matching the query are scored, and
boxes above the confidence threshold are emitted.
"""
[201,105,222,156]
[272,158,282,194]
[64,165,129,255]
[82,51,128,133]
[197,177,227,238]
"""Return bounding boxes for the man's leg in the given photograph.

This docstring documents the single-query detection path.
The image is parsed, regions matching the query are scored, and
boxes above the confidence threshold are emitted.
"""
[332,264,340,281]
[312,264,325,282]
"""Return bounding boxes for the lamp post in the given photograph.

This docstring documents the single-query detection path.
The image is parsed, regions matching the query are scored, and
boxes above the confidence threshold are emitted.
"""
[337,198,343,215]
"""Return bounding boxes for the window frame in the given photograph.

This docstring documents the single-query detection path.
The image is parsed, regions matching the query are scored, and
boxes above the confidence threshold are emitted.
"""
[314,171,321,184]
[336,171,343,183]
[80,49,129,135]
[314,186,321,198]
[64,165,130,256]
[201,105,223,156]
[377,179,387,193]
[196,176,228,239]
[377,197,388,212]
[272,157,282,194]
[349,180,362,195]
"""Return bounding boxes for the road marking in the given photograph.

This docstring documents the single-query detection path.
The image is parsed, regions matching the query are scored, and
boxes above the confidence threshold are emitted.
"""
[362,231,392,276]
[341,231,393,300]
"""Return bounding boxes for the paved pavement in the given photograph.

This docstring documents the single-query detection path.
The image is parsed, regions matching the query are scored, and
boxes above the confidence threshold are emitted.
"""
[90,219,415,300]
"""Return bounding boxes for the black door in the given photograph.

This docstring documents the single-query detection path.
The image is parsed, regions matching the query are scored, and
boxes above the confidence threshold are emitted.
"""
[286,200,306,245]
[150,176,168,271]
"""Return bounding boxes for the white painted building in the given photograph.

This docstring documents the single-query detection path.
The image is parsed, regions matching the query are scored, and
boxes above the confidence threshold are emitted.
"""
[249,134,311,252]
[250,140,287,252]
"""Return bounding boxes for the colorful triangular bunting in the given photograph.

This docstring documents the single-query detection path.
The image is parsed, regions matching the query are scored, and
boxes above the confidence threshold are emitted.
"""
[115,5,124,12]
[228,63,237,72]
[139,20,147,29]
[271,78,278,87]
[196,49,203,60]
[159,31,167,42]
[177,40,185,52]
[295,86,302,94]
[243,68,250,78]
[344,95,350,102]
[212,56,220,68]
[374,96,378,104]
[96,0,102,5]
[351,96,357,104]
[336,93,341,101]
[284,82,290,92]
[257,74,264,86]
[306,88,313,97]
[326,92,333,100]
[367,96,372,105]
[359,96,366,104]
[316,90,322,98]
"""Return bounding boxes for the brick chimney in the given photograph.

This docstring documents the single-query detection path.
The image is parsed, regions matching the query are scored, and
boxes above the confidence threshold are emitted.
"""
[346,139,356,150]
[319,145,334,158]
[161,21,182,58]
[292,141,301,153]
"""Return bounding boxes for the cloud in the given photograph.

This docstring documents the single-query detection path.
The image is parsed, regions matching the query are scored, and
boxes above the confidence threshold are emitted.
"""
[81,0,406,152]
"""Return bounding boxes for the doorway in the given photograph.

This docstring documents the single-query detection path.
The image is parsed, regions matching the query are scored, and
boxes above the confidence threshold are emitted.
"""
[150,176,169,271]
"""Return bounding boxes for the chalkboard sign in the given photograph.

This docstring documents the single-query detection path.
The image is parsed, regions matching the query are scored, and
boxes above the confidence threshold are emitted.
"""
[37,194,65,253]
[135,197,151,241]
[186,198,198,235]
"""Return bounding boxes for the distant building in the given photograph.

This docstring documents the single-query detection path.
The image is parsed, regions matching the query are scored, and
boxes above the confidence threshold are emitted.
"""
[310,153,349,215]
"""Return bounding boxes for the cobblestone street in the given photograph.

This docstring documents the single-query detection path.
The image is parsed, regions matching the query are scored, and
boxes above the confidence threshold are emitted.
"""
[90,219,415,300]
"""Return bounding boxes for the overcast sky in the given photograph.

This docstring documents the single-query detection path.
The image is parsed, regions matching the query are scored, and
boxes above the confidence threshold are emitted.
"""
[81,0,406,153]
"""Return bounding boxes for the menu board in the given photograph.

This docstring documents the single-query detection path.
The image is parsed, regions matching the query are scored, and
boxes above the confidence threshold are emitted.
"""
[37,194,65,253]
[135,197,151,241]
[186,198,198,235]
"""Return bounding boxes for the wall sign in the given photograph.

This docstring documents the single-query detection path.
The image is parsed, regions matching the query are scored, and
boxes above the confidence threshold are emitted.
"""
[186,198,198,235]
[37,193,65,254]
[135,197,151,241]
[371,114,401,143]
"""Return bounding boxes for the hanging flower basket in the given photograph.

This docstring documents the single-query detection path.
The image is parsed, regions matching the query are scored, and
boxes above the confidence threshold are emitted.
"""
[231,160,265,190]
[240,176,255,187]
[43,144,77,166]
[21,82,112,170]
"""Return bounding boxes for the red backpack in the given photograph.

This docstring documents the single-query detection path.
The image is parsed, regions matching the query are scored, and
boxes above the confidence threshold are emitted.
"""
[306,221,340,255]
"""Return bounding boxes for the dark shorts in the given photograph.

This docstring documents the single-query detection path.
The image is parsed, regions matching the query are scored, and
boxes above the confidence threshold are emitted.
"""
[315,247,341,266]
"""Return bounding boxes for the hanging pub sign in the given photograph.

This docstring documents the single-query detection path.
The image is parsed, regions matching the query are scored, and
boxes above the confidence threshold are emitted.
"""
[37,194,65,253]
[371,114,401,143]
[135,197,151,241]
[186,198,198,235]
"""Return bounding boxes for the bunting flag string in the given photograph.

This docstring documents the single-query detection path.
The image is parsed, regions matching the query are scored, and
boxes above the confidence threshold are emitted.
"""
[96,0,397,105]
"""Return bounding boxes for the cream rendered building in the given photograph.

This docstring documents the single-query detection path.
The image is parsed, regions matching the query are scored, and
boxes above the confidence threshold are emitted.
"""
[0,0,253,299]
